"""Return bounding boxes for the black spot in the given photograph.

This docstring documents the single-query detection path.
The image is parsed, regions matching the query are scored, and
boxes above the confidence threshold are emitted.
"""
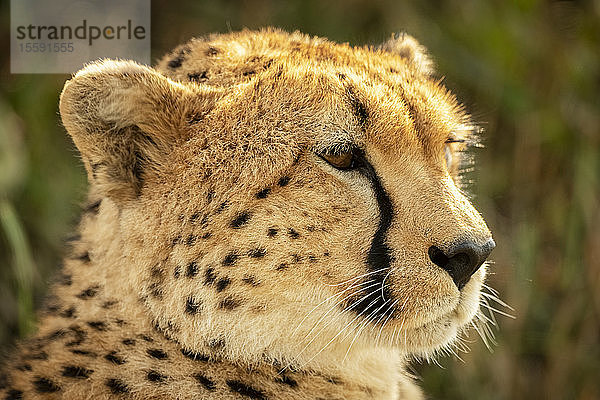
[267,228,278,237]
[287,228,300,239]
[308,255,318,263]
[256,188,271,199]
[69,349,96,357]
[230,212,251,228]
[186,262,199,278]
[216,278,231,292]
[76,252,91,263]
[106,378,129,394]
[59,273,72,286]
[139,334,154,342]
[219,297,241,310]
[180,349,210,362]
[76,286,99,299]
[278,176,290,186]
[104,351,125,365]
[23,351,47,360]
[185,235,197,246]
[5,389,23,399]
[222,252,239,266]
[62,365,93,379]
[348,88,369,128]
[216,201,228,213]
[188,71,208,82]
[226,380,266,399]
[291,254,302,263]
[204,267,217,285]
[167,55,183,69]
[148,282,163,299]
[276,374,298,388]
[65,326,86,346]
[248,248,266,258]
[102,300,118,309]
[195,374,216,391]
[185,297,201,315]
[147,349,168,360]
[87,321,106,331]
[172,236,181,246]
[33,377,60,393]
[323,251,330,257]
[207,191,215,203]
[122,338,136,346]
[201,232,212,239]
[16,364,31,371]
[242,69,256,76]
[147,370,166,383]
[174,266,181,278]
[276,263,288,271]
[242,276,260,286]
[208,338,225,349]
[206,46,220,56]
[84,199,101,214]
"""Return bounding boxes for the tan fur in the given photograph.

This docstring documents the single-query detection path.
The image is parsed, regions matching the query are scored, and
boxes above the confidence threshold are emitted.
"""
[0,28,492,399]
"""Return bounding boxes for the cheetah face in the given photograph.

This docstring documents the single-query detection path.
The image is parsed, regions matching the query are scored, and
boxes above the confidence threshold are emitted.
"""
[60,29,494,368]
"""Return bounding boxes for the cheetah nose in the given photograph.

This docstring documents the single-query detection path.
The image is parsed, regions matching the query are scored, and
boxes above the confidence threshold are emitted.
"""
[428,239,495,290]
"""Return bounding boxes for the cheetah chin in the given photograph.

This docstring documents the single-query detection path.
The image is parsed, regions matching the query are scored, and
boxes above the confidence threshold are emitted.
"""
[1,28,495,400]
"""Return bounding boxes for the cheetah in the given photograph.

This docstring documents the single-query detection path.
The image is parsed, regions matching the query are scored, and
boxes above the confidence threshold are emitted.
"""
[0,28,495,399]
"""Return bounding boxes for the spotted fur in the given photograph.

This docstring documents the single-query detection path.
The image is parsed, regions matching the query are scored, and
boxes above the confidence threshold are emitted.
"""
[0,28,493,399]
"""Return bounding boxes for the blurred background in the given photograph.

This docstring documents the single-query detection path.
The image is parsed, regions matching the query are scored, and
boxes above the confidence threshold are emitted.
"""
[0,0,598,398]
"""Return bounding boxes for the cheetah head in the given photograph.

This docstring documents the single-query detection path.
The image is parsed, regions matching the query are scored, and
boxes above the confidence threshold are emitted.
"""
[60,29,494,371]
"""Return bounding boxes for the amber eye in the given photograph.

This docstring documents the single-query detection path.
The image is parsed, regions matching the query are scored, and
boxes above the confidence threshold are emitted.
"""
[320,151,358,170]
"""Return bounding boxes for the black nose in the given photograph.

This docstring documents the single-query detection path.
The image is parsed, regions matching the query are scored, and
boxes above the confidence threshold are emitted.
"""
[428,239,495,290]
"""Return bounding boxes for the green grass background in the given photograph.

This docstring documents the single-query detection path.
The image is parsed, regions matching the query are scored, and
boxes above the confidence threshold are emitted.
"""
[1,1,598,399]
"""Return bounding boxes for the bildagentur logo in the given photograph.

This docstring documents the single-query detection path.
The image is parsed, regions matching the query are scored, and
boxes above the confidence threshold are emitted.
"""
[11,0,150,74]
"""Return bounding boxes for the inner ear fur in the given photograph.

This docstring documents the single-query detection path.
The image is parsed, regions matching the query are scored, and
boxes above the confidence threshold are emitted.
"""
[379,33,435,76]
[60,59,220,202]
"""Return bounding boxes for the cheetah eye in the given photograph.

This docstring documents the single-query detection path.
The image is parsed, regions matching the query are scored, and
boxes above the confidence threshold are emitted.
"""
[319,151,360,170]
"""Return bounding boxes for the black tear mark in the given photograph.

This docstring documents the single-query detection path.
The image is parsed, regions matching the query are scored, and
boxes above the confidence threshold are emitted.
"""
[180,349,210,362]
[188,71,208,82]
[195,374,216,391]
[147,349,168,360]
[256,188,271,199]
[104,351,126,365]
[186,262,199,278]
[219,297,240,310]
[226,380,266,399]
[278,176,290,186]
[231,212,251,228]
[33,377,61,393]
[222,252,239,266]
[106,378,129,394]
[204,267,217,285]
[352,153,394,318]
[185,297,201,315]
[147,370,166,383]
[62,365,93,379]
[216,278,231,292]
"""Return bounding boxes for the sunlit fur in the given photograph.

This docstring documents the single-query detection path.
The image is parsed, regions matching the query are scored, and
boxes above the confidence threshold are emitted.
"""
[0,29,506,400]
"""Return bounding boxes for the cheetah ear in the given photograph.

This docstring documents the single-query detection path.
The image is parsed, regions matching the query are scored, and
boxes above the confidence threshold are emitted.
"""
[60,60,219,203]
[379,33,435,76]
